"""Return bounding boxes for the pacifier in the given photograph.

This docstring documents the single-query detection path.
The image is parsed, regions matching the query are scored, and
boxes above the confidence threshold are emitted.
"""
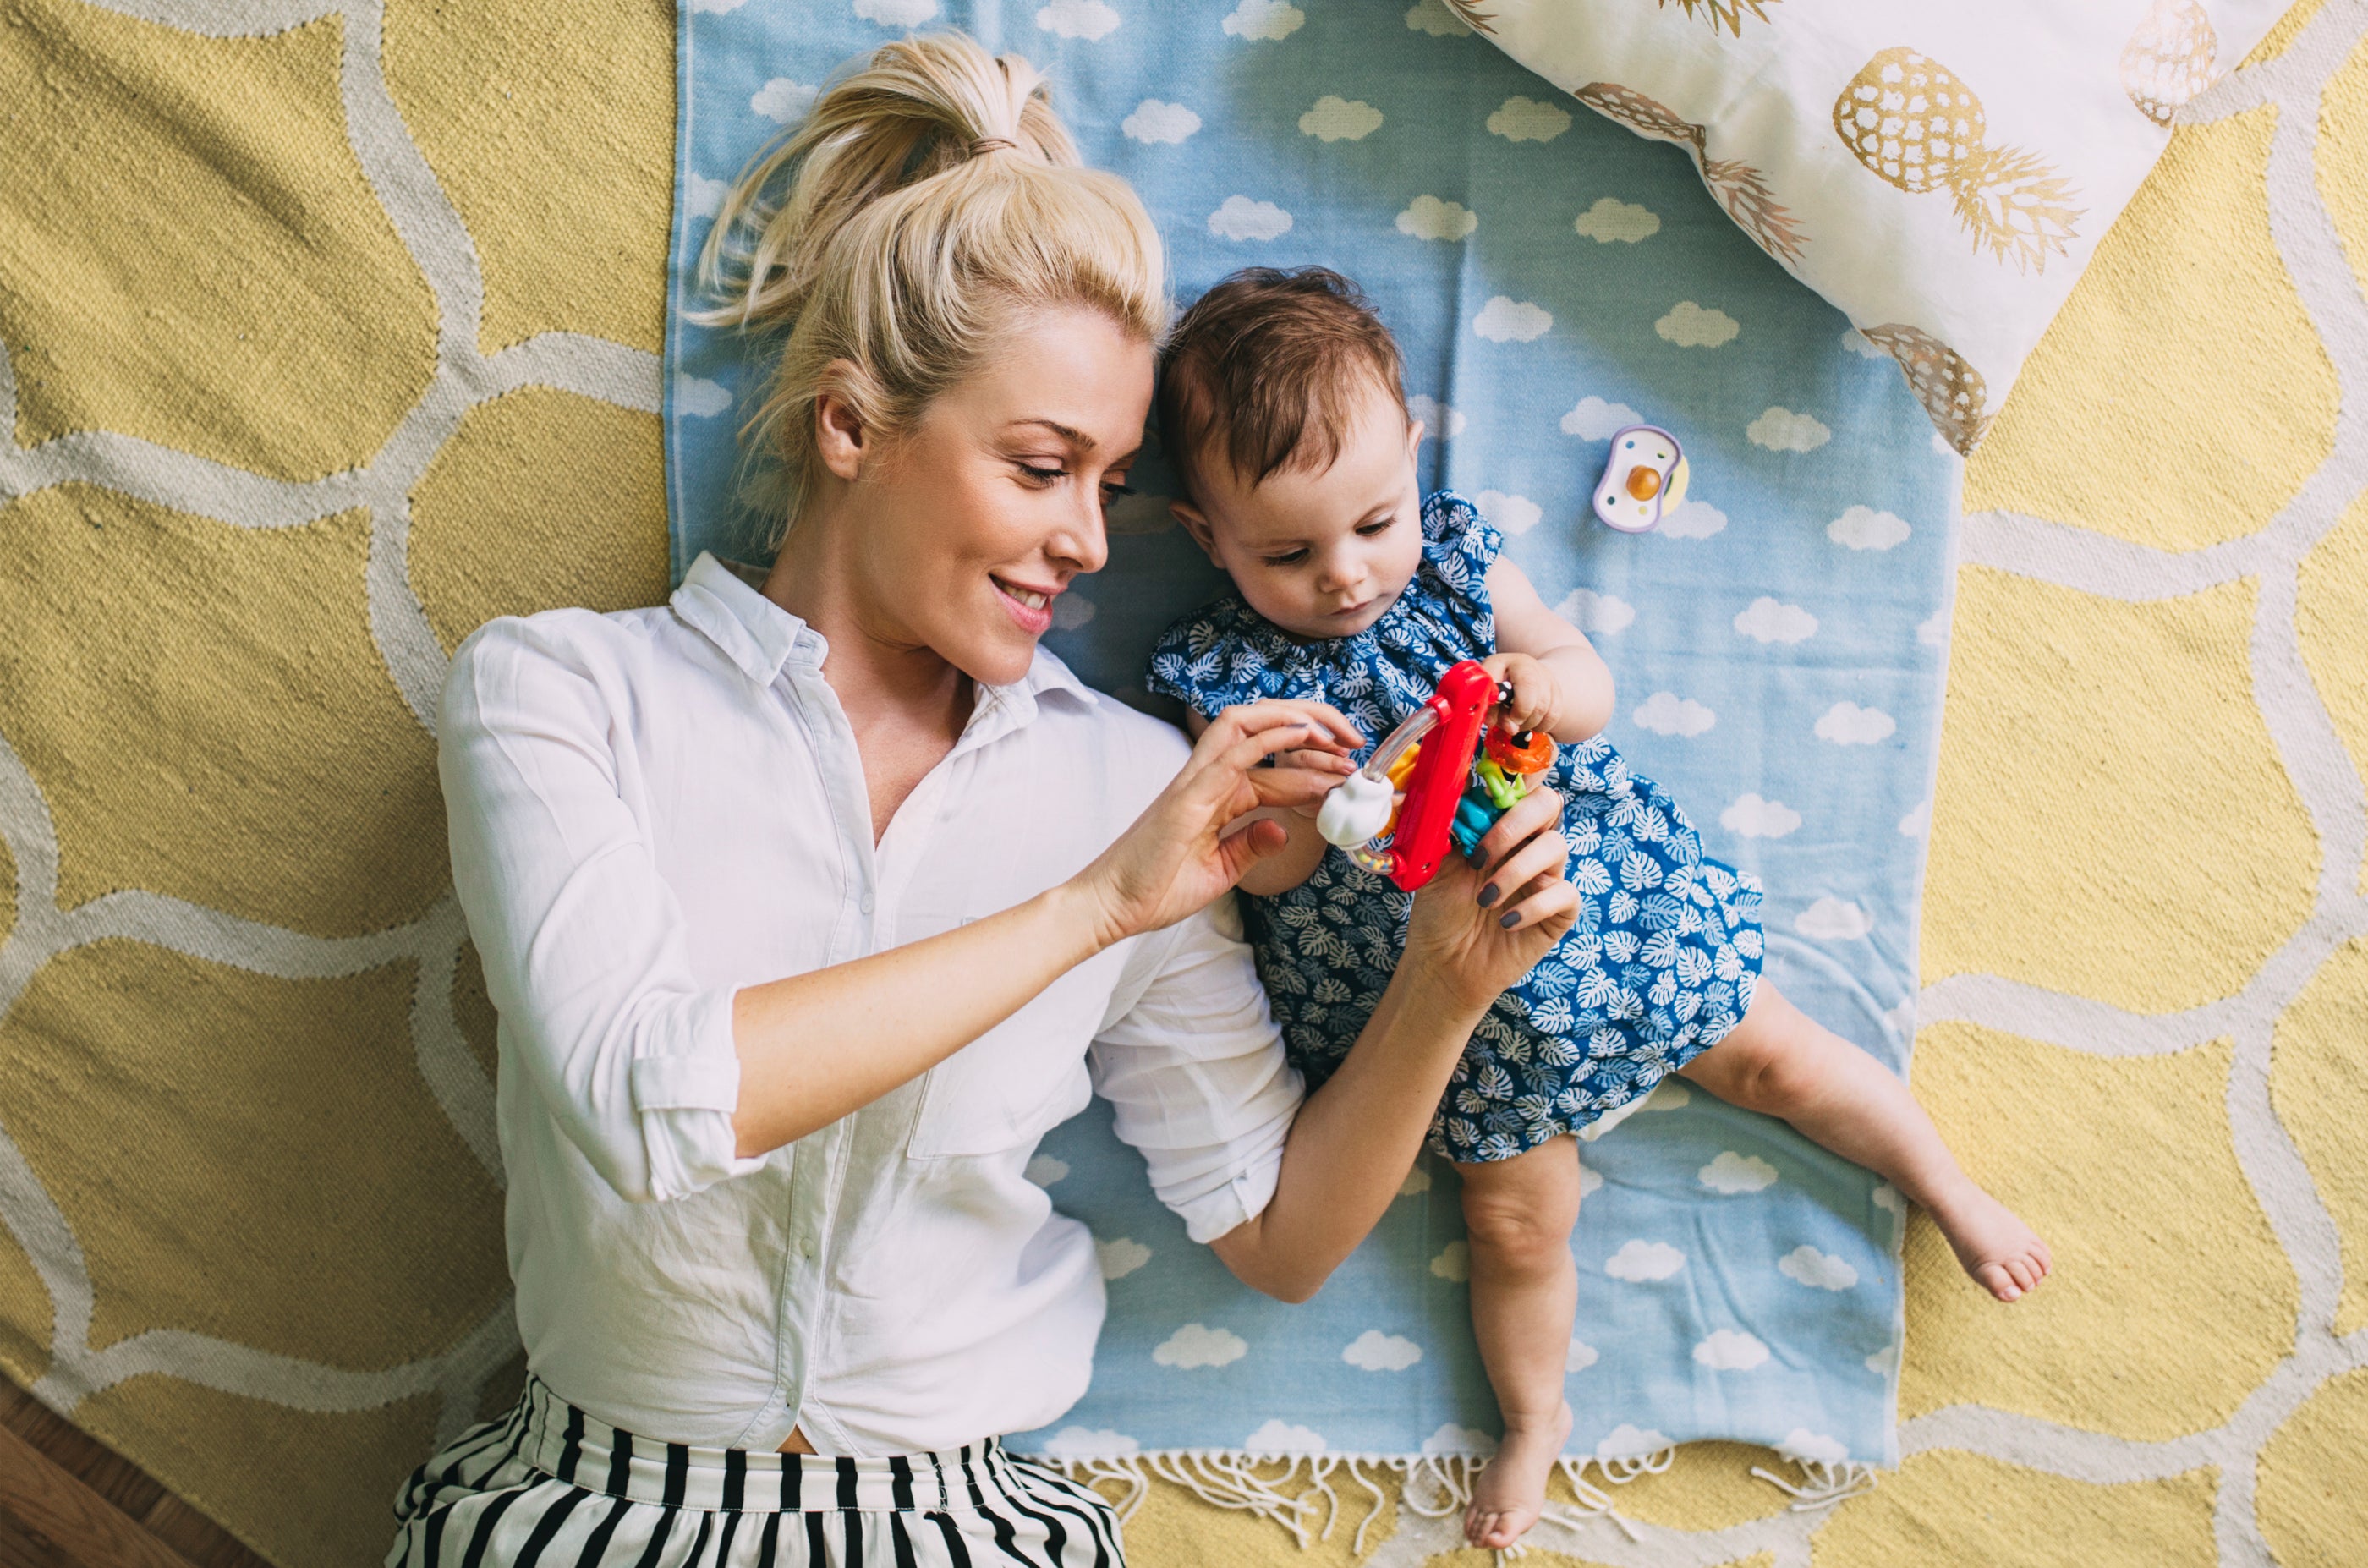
[1591,424,1688,534]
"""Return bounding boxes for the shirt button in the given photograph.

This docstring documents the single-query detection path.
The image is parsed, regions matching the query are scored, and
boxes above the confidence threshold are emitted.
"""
[859,891,876,915]
[798,1236,816,1259]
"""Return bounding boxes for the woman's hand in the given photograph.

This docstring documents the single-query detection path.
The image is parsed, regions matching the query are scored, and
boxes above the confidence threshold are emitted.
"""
[1402,784,1576,1012]
[1072,699,1363,947]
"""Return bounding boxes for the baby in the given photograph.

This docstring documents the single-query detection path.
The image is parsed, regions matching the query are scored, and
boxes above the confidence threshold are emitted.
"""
[1145,268,2050,1552]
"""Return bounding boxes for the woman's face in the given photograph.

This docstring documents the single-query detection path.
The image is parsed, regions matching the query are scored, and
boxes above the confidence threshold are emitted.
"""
[835,306,1153,688]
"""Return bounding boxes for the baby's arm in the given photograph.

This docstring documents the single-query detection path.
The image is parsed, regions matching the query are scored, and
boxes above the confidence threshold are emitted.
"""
[1483,559,1615,744]
[1185,708,1333,896]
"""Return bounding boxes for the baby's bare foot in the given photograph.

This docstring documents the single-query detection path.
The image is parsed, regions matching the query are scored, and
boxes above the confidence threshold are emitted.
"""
[1932,1184,2052,1302]
[1465,1401,1573,1551]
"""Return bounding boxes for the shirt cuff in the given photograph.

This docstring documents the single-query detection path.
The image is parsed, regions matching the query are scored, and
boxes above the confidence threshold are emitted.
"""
[630,989,767,1202]
[1170,1142,1288,1246]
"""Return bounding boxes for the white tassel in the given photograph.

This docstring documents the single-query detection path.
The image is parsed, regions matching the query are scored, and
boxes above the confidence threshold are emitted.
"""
[1595,1445,1675,1484]
[1750,1457,1880,1511]
[1073,1458,1148,1523]
[1346,1458,1390,1556]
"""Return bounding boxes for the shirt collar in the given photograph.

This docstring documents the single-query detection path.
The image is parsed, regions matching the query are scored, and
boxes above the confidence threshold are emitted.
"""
[671,551,1096,715]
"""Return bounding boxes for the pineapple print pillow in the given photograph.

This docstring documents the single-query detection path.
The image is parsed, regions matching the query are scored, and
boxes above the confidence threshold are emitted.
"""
[1442,0,2290,454]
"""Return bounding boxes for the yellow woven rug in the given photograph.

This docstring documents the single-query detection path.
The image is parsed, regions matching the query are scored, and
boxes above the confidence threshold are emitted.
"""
[0,2,2361,1564]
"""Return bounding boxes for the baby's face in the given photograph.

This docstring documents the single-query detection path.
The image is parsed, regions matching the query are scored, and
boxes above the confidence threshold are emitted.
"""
[1177,378,1427,641]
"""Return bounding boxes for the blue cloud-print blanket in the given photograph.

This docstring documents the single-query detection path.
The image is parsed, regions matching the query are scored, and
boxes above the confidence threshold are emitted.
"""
[665,0,1957,1474]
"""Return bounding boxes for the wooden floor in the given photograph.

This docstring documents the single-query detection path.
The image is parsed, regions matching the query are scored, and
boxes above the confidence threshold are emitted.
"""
[0,1375,269,1568]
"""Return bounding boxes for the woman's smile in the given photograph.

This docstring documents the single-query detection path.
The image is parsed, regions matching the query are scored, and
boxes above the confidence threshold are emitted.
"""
[992,574,1061,634]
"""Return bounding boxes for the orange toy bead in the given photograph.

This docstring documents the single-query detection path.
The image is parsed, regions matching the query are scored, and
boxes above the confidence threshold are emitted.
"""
[1625,464,1663,502]
[1485,725,1556,775]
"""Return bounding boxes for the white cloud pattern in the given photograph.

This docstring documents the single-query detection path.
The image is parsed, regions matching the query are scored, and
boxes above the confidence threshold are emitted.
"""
[1209,195,1292,240]
[1567,1338,1600,1372]
[1404,0,1471,35]
[1154,1323,1247,1368]
[1748,406,1832,452]
[1575,197,1660,243]
[1816,701,1897,745]
[1121,100,1200,143]
[1398,1162,1432,1197]
[1474,490,1542,535]
[1658,500,1727,538]
[1779,1428,1852,1463]
[1429,1241,1469,1282]
[1301,96,1383,140]
[853,0,936,22]
[1395,195,1477,241]
[1693,1329,1771,1370]
[1656,301,1738,347]
[1051,594,1095,631]
[676,375,732,418]
[1556,588,1635,635]
[1342,1330,1423,1371]
[1474,296,1552,342]
[1096,1236,1150,1280]
[1829,505,1911,551]
[1795,896,1874,940]
[1699,1150,1779,1194]
[1037,0,1120,39]
[1042,1426,1138,1459]
[686,174,729,219]
[1605,1239,1686,1281]
[1917,606,1949,645]
[1734,596,1817,643]
[1721,792,1801,839]
[1597,1423,1673,1460]
[1488,95,1571,141]
[1244,1419,1328,1453]
[1840,327,1887,359]
[1634,692,1714,737]
[1561,395,1641,439]
[750,78,816,123]
[1406,394,1465,439]
[1023,1154,1068,1186]
[1222,0,1304,40]
[1898,799,1932,837]
[1779,1245,1861,1291]
[1423,1423,1497,1456]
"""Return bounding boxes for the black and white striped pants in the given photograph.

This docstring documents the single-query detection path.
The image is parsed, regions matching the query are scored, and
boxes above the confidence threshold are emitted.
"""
[386,1379,1122,1567]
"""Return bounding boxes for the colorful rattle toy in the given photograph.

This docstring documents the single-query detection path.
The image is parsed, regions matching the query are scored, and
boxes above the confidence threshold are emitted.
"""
[1314,659,1560,892]
[1591,423,1688,534]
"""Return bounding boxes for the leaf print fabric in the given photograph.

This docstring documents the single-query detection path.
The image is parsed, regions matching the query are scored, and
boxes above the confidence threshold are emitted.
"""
[1148,494,1763,1160]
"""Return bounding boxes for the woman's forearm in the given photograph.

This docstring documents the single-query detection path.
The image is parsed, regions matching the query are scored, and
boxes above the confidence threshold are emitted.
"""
[1209,970,1487,1300]
[729,881,1109,1156]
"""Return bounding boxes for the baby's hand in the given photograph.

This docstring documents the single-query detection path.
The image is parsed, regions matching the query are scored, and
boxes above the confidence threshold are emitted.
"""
[1273,746,1357,817]
[1481,652,1559,737]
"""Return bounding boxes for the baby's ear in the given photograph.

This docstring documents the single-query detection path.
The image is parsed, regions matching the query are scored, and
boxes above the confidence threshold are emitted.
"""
[1170,499,1221,563]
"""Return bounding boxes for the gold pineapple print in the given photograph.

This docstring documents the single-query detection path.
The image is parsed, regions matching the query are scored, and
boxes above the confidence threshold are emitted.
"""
[1834,47,2085,273]
[1577,81,1806,264]
[1663,0,1779,35]
[2122,0,2219,128]
[1861,323,1991,455]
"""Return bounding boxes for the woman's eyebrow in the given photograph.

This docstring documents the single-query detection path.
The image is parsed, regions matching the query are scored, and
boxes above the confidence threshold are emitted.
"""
[1008,417,1095,449]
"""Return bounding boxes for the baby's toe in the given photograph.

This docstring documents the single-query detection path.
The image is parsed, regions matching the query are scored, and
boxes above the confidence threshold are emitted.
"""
[1976,1263,2022,1302]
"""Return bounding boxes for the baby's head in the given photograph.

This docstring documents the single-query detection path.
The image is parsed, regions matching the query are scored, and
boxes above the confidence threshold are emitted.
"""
[1159,267,1425,640]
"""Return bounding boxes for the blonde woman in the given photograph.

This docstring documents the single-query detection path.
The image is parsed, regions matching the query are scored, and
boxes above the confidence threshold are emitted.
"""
[388,35,1576,1568]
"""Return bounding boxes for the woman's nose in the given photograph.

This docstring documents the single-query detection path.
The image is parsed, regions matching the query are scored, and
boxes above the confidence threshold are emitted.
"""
[1050,492,1110,576]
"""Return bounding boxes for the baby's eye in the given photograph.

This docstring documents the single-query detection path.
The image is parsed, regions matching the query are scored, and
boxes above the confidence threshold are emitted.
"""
[1262,549,1309,567]
[1355,517,1395,537]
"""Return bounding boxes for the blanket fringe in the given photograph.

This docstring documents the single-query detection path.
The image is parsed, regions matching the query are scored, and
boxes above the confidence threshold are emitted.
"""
[1749,1457,1882,1511]
[1039,1444,1874,1550]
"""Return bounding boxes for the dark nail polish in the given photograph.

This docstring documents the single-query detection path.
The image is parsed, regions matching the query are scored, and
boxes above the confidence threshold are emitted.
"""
[1476,884,1499,907]
[1499,911,1521,929]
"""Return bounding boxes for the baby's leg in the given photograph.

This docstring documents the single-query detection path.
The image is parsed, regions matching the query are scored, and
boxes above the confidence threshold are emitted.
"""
[1680,983,2051,1302]
[1456,1137,1581,1551]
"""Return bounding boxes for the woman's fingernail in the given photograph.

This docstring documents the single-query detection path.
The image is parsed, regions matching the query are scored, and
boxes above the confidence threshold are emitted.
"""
[1476,884,1499,907]
[1499,911,1522,929]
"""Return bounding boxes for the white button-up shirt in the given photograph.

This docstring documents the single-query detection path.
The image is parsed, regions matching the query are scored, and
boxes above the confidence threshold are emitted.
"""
[440,554,1305,1456]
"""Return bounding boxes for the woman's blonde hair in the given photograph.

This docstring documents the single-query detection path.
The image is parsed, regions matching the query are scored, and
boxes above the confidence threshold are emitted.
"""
[696,34,1166,543]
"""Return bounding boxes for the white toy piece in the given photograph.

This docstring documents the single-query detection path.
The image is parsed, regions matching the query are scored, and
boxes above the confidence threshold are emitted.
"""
[1592,424,1688,534]
[1316,770,1397,848]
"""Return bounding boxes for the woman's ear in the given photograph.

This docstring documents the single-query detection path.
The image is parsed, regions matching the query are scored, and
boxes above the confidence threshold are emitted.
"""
[814,362,869,481]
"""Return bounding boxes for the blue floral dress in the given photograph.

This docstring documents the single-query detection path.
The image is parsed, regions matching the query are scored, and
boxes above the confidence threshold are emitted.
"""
[1147,492,1765,1163]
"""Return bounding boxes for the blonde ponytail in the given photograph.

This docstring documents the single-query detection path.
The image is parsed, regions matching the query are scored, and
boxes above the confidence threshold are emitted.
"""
[695,34,1166,541]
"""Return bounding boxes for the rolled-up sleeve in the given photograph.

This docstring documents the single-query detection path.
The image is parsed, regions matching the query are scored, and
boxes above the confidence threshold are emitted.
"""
[1088,897,1305,1243]
[441,617,765,1203]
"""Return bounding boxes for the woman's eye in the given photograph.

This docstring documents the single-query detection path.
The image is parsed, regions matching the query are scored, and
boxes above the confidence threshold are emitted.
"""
[1100,480,1133,502]
[1017,463,1065,485]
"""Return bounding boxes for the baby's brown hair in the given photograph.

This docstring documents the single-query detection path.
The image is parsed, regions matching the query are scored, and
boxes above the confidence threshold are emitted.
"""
[1156,266,1406,503]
